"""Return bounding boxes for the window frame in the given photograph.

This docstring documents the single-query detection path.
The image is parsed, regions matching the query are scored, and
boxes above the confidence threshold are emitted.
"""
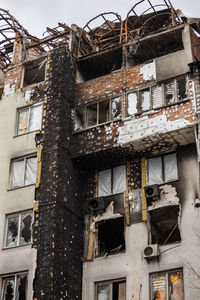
[9,154,37,189]
[73,95,123,132]
[4,210,33,249]
[16,102,43,136]
[127,75,188,116]
[150,268,184,300]
[98,165,127,197]
[1,272,28,300]
[22,56,47,88]
[147,152,178,185]
[95,278,126,300]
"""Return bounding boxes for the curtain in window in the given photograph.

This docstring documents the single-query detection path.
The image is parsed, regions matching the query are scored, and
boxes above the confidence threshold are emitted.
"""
[164,153,178,182]
[29,104,43,132]
[11,160,24,188]
[128,92,138,115]
[148,157,162,185]
[17,109,28,134]
[113,165,126,194]
[98,169,111,196]
[152,274,167,300]
[25,157,37,185]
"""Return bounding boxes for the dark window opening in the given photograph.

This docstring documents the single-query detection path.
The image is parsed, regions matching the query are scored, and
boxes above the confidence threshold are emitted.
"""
[151,206,181,245]
[77,47,122,81]
[97,217,125,256]
[1,273,27,300]
[23,57,46,87]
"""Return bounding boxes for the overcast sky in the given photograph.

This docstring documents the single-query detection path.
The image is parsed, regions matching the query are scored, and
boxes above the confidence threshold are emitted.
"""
[0,0,200,38]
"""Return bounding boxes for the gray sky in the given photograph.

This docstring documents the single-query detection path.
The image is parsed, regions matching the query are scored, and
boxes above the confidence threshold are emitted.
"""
[0,0,200,38]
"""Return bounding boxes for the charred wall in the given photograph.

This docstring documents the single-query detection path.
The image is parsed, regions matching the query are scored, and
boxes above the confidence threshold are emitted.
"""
[33,46,86,300]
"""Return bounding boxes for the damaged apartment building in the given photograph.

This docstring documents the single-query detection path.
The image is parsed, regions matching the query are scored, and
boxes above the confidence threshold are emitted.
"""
[1,0,200,299]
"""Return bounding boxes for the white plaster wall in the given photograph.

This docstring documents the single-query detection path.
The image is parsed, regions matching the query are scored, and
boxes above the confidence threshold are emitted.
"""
[82,151,200,300]
[0,90,37,299]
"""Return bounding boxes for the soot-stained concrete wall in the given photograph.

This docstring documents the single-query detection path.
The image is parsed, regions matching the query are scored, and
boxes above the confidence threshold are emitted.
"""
[33,46,86,300]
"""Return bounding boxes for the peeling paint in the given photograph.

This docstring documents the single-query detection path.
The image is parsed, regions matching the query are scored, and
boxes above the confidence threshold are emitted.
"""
[139,60,156,81]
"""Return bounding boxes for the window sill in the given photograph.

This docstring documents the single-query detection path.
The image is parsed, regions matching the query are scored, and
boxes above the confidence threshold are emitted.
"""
[95,250,126,259]
[22,81,45,91]
[72,118,122,134]
[13,129,41,138]
[2,243,32,251]
[7,183,36,191]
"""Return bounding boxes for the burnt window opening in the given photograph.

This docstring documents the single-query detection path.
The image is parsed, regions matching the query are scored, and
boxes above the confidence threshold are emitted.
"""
[23,57,46,87]
[74,96,122,131]
[126,28,184,67]
[96,217,125,257]
[147,153,178,185]
[127,75,188,116]
[98,165,126,197]
[77,47,122,81]
[150,269,184,300]
[150,206,181,245]
[1,273,28,300]
[96,279,126,300]
[5,211,33,247]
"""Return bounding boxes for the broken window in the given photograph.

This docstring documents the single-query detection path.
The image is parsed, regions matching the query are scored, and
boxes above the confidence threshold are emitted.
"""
[150,269,184,300]
[96,217,125,257]
[10,155,37,189]
[75,96,122,130]
[5,211,33,247]
[96,279,126,300]
[1,273,28,300]
[98,165,126,197]
[127,92,138,115]
[126,76,187,116]
[148,153,178,185]
[150,206,181,245]
[74,107,85,131]
[16,103,43,135]
[23,57,46,87]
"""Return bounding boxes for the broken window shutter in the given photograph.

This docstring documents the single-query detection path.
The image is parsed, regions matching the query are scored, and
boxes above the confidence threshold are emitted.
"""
[141,157,147,221]
[165,80,175,104]
[152,84,163,109]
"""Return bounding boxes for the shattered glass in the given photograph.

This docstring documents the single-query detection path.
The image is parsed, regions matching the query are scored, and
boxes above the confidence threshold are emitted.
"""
[112,96,122,119]
[2,277,15,300]
[16,274,27,300]
[19,212,32,245]
[165,80,175,104]
[87,103,97,127]
[97,284,110,300]
[6,215,19,247]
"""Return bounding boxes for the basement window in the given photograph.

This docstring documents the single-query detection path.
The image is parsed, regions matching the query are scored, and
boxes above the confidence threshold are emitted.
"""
[150,269,184,300]
[23,57,46,87]
[127,75,187,115]
[10,155,37,189]
[96,279,126,300]
[147,153,178,185]
[1,273,28,300]
[150,206,181,245]
[98,165,126,197]
[16,103,43,135]
[96,217,125,257]
[74,96,122,131]
[5,211,33,248]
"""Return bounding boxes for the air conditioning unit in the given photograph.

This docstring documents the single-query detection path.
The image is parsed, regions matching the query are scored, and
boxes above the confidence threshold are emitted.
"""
[89,197,111,212]
[143,244,160,260]
[144,184,160,202]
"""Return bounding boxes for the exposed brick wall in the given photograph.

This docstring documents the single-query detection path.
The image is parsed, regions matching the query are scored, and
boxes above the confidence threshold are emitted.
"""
[3,65,23,96]
[33,46,86,300]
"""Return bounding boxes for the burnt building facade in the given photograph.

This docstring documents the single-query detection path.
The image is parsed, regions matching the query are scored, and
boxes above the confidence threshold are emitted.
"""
[0,1,200,299]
